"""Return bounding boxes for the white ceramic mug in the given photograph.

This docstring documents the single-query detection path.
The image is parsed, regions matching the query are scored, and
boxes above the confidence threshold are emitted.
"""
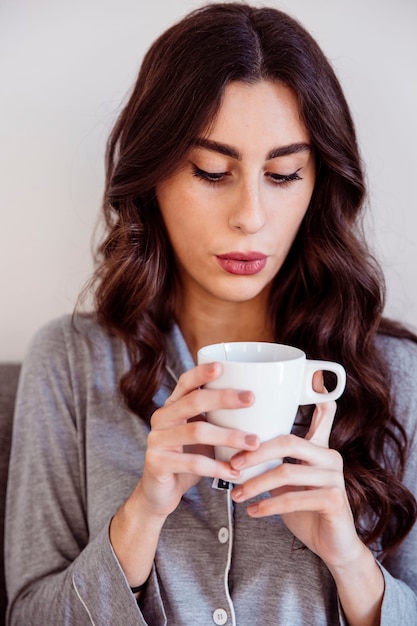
[197,341,346,483]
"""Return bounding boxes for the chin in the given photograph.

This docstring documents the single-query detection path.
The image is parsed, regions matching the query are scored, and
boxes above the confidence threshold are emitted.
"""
[214,283,270,304]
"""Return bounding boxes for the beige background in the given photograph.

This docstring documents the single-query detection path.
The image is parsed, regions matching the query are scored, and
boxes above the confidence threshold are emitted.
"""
[1,0,416,360]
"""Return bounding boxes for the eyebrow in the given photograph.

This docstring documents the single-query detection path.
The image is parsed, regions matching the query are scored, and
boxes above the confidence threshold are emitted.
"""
[193,138,311,161]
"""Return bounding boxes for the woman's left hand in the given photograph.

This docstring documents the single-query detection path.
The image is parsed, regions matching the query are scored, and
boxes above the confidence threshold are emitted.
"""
[230,374,362,571]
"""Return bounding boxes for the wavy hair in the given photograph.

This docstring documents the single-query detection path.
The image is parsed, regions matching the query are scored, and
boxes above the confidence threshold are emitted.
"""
[88,3,417,559]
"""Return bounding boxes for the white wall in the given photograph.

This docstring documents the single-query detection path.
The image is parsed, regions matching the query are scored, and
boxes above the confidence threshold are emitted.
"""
[1,0,416,361]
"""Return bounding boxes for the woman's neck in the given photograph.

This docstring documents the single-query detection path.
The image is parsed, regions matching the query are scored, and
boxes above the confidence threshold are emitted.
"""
[175,288,274,362]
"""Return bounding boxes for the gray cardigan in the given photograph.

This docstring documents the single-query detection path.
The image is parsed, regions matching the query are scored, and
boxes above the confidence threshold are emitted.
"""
[5,315,417,625]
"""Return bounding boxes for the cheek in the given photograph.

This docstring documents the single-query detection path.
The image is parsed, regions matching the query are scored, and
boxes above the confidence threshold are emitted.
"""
[160,191,219,244]
[159,207,205,263]
[291,181,314,224]
[278,189,311,229]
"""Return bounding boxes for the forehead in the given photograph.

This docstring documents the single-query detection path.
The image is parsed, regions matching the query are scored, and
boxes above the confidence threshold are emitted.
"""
[203,80,309,149]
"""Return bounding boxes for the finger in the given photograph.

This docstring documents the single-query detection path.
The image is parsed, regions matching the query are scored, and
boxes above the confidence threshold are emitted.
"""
[305,400,337,447]
[148,419,260,452]
[230,433,338,473]
[245,485,348,518]
[145,448,242,482]
[165,362,222,405]
[312,370,324,392]
[304,371,337,447]
[231,454,343,503]
[152,387,254,429]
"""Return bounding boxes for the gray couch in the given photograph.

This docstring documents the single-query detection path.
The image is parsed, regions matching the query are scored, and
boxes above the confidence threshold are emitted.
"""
[0,364,21,626]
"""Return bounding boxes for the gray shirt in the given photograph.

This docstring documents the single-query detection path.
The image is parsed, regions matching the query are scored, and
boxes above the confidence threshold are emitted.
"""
[5,315,417,625]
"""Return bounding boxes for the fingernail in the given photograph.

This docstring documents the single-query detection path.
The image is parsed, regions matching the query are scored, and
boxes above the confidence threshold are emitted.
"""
[229,469,240,478]
[232,487,243,501]
[206,362,220,375]
[238,391,252,404]
[244,434,258,447]
[231,453,245,468]
[248,504,259,516]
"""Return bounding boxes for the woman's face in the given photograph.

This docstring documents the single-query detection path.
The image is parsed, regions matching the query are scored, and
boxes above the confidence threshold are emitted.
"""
[155,80,315,308]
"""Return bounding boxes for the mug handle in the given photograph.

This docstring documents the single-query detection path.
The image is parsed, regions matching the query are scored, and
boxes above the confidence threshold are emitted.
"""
[299,360,346,405]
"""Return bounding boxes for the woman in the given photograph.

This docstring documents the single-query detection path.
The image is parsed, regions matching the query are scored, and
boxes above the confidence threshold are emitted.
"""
[5,3,417,625]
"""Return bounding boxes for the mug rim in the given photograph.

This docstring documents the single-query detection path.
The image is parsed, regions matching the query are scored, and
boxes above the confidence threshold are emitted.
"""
[197,341,306,363]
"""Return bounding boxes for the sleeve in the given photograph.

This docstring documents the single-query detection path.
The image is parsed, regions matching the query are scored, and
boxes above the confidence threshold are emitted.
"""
[375,337,417,623]
[379,565,417,622]
[4,319,167,625]
[378,435,417,622]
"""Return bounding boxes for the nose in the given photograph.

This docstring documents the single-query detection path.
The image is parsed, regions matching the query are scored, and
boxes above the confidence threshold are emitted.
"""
[228,178,266,234]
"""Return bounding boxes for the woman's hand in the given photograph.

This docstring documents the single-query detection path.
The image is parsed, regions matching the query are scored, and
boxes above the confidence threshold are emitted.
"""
[229,373,356,565]
[136,361,260,519]
[229,374,384,625]
[110,361,259,590]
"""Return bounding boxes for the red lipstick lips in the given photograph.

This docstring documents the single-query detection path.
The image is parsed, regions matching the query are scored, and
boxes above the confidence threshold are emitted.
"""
[216,252,267,275]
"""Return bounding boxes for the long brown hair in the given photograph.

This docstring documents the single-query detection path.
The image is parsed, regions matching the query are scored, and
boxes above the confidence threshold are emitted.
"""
[89,3,417,559]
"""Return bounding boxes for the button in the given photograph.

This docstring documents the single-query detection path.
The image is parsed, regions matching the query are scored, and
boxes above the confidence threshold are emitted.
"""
[213,608,228,625]
[218,527,229,544]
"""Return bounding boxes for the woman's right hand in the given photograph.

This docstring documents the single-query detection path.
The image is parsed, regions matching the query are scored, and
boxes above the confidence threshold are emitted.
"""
[109,361,259,590]
[138,361,259,519]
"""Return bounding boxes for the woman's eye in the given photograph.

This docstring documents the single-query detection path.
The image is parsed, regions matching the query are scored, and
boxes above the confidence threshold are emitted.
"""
[267,169,302,186]
[191,164,226,185]
[191,163,303,187]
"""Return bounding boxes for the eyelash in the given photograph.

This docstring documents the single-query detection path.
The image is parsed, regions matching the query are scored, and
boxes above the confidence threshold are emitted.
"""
[191,164,302,187]
[191,164,227,185]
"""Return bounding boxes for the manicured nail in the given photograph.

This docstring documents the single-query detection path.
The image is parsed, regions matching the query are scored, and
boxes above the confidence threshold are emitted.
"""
[248,504,259,515]
[232,487,243,501]
[244,434,258,447]
[238,391,252,404]
[231,453,245,468]
[206,362,219,374]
